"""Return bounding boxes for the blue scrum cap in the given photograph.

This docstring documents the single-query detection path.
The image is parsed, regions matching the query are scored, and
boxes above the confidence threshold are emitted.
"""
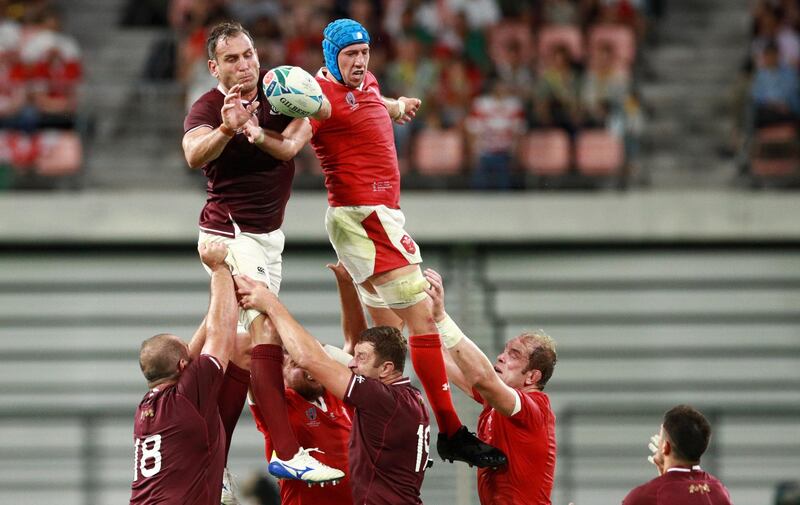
[322,18,370,83]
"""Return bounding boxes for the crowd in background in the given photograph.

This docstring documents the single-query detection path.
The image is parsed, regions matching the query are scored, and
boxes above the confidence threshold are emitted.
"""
[0,0,83,188]
[729,0,800,183]
[130,0,662,189]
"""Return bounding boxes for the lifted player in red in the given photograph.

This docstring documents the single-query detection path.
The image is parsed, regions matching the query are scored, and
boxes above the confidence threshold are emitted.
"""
[306,17,505,469]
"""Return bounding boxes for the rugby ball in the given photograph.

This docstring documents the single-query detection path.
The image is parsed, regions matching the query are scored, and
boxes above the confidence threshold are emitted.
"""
[263,65,323,118]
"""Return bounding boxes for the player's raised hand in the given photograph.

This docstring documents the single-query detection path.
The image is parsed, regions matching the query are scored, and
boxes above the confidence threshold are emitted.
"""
[235,274,276,312]
[242,116,264,145]
[326,261,353,284]
[198,242,229,270]
[423,268,446,322]
[221,84,258,131]
[647,432,665,475]
[394,96,421,125]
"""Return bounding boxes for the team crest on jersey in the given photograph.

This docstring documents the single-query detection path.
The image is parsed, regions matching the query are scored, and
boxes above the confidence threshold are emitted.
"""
[400,235,416,254]
[345,91,358,110]
[305,407,321,427]
[140,408,154,420]
[689,483,711,494]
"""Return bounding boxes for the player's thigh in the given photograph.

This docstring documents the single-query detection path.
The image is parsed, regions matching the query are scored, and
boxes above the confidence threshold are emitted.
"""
[198,231,283,292]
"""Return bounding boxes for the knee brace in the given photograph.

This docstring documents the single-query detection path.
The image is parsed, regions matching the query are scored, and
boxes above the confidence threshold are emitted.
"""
[372,270,430,309]
[357,283,390,309]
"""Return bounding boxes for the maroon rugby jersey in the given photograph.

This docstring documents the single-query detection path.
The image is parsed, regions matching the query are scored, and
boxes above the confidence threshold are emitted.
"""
[344,374,430,505]
[130,355,226,505]
[622,467,733,505]
[184,70,295,237]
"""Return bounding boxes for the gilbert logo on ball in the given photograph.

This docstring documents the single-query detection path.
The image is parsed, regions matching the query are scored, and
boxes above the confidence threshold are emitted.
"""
[262,65,323,118]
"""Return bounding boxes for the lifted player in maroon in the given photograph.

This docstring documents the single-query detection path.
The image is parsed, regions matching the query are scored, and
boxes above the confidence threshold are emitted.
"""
[130,243,237,505]
[623,405,733,505]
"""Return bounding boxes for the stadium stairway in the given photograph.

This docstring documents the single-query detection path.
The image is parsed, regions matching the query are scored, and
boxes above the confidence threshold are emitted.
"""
[640,0,750,187]
[61,0,188,190]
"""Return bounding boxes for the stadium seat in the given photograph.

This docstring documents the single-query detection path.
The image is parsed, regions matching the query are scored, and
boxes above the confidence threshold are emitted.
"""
[34,130,82,176]
[575,129,624,175]
[412,128,464,175]
[588,24,636,67]
[751,124,799,177]
[518,129,571,176]
[537,25,584,68]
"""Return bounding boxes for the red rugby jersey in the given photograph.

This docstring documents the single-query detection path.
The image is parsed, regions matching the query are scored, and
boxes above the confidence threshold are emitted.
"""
[475,389,557,505]
[250,388,354,505]
[310,69,401,209]
[130,355,226,505]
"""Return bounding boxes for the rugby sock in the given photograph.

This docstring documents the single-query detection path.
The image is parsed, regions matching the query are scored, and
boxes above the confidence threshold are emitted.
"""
[251,344,300,459]
[409,333,462,436]
[217,362,250,461]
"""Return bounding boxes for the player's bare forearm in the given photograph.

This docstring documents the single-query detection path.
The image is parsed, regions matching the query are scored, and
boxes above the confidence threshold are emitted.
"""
[327,262,367,355]
[202,266,237,370]
[381,95,421,124]
[449,337,518,416]
[188,316,207,359]
[182,127,232,169]
[441,343,473,397]
[249,117,311,161]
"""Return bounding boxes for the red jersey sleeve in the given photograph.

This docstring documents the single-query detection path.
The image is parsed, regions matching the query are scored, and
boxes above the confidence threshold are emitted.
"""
[508,390,546,428]
[184,92,221,133]
[176,354,224,417]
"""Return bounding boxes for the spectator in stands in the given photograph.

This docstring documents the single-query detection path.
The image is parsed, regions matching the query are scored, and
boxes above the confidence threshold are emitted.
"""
[423,268,558,505]
[751,5,800,69]
[751,41,800,126]
[622,404,733,505]
[0,19,32,131]
[466,78,525,189]
[582,41,629,127]
[495,39,535,104]
[532,44,582,137]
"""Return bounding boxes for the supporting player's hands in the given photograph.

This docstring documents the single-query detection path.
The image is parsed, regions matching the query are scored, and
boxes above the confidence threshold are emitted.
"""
[394,96,421,125]
[221,83,260,132]
[647,432,665,475]
[326,261,353,284]
[236,274,277,313]
[198,242,229,271]
[422,268,446,323]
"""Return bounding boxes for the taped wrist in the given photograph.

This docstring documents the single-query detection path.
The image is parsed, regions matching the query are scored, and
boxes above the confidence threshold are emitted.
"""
[393,99,406,120]
[435,313,466,348]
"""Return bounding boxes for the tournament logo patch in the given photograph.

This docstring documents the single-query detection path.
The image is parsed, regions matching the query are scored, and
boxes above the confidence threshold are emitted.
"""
[345,91,358,110]
[400,235,416,254]
[306,407,317,421]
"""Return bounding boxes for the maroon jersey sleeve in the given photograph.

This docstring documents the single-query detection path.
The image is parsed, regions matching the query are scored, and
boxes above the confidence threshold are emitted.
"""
[343,373,395,414]
[176,354,225,417]
[622,482,653,505]
[184,91,222,133]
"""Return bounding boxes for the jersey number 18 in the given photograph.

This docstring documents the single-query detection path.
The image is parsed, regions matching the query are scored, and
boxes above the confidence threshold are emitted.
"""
[133,435,162,481]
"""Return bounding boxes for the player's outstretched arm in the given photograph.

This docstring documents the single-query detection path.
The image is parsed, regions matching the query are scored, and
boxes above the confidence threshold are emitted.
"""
[312,95,331,121]
[242,115,312,161]
[425,269,520,416]
[237,275,352,398]
[327,261,367,356]
[188,316,207,359]
[198,242,237,371]
[382,96,421,125]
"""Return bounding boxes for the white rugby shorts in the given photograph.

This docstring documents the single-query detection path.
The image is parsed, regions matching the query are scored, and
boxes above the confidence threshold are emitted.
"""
[198,229,284,328]
[325,205,422,284]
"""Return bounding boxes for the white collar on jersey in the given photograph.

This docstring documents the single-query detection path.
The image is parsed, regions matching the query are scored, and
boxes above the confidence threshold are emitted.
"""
[666,465,702,473]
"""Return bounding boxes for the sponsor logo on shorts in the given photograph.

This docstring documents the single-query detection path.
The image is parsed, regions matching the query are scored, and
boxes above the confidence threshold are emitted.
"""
[257,266,266,275]
[400,235,416,254]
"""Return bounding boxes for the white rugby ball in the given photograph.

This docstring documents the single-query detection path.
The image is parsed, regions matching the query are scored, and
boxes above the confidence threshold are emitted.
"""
[263,65,323,118]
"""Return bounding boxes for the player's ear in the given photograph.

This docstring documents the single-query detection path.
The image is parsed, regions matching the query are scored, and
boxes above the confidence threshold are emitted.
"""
[208,59,219,78]
[379,360,395,378]
[524,369,541,388]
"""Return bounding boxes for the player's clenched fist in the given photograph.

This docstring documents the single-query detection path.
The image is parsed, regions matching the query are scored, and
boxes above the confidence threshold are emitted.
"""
[198,242,229,270]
